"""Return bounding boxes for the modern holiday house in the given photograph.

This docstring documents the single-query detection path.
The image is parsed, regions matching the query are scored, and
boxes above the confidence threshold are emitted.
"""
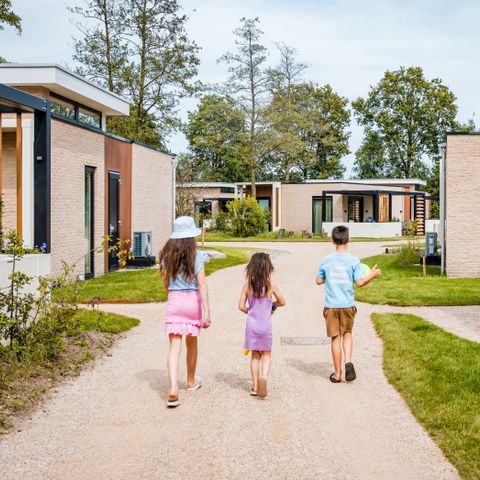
[0,64,175,280]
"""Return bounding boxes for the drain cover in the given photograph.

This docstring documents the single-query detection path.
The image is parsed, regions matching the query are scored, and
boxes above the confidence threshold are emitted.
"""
[280,336,330,346]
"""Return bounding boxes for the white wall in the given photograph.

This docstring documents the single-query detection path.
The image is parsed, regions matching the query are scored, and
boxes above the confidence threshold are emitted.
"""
[322,222,402,238]
[0,254,51,295]
[426,219,440,234]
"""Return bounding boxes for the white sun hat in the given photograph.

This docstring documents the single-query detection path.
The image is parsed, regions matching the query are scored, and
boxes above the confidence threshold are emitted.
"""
[170,216,202,239]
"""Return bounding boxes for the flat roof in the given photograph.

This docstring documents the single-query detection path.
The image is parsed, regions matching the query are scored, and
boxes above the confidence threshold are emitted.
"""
[0,64,129,116]
[178,182,236,189]
[305,178,426,186]
[447,131,480,135]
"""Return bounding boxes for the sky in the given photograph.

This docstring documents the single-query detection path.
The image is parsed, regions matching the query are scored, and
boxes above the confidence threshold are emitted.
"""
[2,0,480,175]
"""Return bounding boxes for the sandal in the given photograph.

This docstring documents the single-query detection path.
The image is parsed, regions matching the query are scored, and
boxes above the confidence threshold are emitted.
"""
[345,362,356,382]
[166,395,181,408]
[329,373,341,383]
[186,378,202,391]
[257,377,268,398]
[250,390,258,397]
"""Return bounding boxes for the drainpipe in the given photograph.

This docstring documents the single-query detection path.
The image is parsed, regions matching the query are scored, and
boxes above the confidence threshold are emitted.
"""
[171,156,177,224]
[439,142,447,275]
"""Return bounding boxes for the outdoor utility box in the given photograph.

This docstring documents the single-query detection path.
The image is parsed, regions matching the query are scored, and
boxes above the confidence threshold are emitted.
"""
[426,232,438,256]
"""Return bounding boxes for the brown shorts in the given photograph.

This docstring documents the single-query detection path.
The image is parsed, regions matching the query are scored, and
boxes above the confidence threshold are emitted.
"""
[323,307,357,337]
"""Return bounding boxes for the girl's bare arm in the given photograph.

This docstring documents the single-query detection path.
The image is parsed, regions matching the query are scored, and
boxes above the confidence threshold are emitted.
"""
[271,284,286,307]
[161,271,169,292]
[238,283,249,314]
[196,266,211,328]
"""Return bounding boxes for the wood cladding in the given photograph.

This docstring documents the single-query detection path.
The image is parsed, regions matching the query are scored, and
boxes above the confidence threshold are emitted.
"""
[16,113,22,237]
[104,137,132,272]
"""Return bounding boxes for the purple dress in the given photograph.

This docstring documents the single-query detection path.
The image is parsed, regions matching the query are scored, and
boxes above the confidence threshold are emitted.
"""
[244,294,273,351]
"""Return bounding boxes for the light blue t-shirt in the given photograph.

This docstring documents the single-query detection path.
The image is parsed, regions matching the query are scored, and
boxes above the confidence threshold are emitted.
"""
[168,251,208,291]
[317,252,362,308]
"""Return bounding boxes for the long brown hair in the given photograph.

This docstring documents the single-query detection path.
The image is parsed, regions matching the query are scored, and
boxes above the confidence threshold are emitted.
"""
[245,252,274,298]
[159,238,197,281]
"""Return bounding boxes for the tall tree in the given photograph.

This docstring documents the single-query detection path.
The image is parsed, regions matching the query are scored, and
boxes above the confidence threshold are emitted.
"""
[218,17,269,198]
[352,66,462,179]
[0,0,22,62]
[71,0,200,148]
[184,94,248,182]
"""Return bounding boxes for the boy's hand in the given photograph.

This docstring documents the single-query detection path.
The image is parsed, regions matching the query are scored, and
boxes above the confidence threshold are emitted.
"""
[371,264,382,279]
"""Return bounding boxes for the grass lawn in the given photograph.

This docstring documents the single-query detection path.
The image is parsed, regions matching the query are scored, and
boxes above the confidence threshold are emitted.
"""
[62,246,252,304]
[203,230,407,243]
[356,254,480,305]
[0,308,138,433]
[373,313,480,479]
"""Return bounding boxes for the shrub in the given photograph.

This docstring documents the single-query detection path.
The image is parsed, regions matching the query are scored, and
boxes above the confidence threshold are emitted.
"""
[226,197,266,237]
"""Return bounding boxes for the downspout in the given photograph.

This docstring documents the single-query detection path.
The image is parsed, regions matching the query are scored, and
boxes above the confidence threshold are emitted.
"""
[439,142,447,275]
[171,155,177,224]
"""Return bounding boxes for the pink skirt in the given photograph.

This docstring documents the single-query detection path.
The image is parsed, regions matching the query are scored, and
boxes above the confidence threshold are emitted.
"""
[165,290,203,336]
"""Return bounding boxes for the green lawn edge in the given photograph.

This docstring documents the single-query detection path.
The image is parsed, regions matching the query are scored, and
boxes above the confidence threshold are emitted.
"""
[63,246,252,304]
[373,313,480,479]
[356,254,480,306]
[75,308,140,334]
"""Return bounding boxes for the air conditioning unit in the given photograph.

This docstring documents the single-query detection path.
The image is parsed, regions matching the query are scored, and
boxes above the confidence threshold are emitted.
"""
[133,231,152,257]
[128,232,156,268]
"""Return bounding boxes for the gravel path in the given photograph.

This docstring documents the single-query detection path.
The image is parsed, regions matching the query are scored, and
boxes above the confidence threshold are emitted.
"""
[0,242,459,479]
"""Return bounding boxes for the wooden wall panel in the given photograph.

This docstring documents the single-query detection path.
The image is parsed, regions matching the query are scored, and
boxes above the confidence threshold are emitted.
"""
[16,113,22,237]
[104,137,132,271]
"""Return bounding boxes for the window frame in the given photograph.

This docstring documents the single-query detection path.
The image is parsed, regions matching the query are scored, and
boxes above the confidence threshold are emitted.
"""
[84,166,95,278]
[50,92,102,129]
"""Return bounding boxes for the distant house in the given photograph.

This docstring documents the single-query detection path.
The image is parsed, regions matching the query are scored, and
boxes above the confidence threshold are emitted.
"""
[0,64,175,279]
[440,133,480,278]
[181,178,436,238]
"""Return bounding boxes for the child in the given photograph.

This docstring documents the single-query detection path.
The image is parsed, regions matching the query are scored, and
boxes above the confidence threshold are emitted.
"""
[159,216,212,408]
[316,225,381,383]
[238,253,286,398]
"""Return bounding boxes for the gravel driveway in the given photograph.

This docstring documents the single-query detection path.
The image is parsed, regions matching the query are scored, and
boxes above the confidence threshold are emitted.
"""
[0,242,459,479]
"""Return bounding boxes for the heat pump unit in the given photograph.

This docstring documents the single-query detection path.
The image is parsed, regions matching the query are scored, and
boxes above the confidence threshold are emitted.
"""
[133,232,152,257]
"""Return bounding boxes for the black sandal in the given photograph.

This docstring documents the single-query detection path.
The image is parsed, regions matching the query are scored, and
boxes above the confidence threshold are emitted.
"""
[345,362,357,382]
[329,373,341,383]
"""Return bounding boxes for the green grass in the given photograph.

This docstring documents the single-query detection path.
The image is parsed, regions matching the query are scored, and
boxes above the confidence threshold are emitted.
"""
[61,246,251,304]
[373,313,480,479]
[75,308,140,334]
[203,230,406,243]
[356,254,480,305]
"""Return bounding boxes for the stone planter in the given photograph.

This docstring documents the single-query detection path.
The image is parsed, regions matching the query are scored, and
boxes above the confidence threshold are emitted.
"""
[0,254,51,295]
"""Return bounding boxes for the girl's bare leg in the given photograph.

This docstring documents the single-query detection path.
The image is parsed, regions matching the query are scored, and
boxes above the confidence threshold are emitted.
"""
[260,351,271,379]
[250,351,261,393]
[167,334,182,396]
[185,335,198,388]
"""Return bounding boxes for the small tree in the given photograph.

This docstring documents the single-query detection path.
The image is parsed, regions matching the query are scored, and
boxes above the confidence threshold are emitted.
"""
[227,197,266,237]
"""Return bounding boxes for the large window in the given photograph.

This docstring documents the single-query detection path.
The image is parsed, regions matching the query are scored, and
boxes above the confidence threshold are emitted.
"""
[312,197,333,235]
[78,106,101,128]
[220,187,235,194]
[84,167,95,278]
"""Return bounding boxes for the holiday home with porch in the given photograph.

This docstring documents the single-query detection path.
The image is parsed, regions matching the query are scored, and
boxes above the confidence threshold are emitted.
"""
[0,63,175,282]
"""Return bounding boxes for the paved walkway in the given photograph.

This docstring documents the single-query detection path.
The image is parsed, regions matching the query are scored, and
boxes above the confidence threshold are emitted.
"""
[0,242,460,479]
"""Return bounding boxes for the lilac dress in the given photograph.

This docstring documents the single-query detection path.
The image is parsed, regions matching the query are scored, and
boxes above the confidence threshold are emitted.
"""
[244,293,273,351]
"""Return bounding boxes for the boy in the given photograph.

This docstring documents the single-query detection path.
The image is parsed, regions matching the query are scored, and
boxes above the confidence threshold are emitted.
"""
[316,226,381,383]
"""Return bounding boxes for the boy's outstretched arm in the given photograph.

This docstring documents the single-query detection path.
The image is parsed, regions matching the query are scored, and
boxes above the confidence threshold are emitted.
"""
[356,264,382,288]
[238,283,249,314]
[316,276,325,285]
[272,284,286,307]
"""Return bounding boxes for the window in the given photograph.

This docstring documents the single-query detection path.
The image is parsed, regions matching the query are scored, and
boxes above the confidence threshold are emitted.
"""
[50,97,75,119]
[312,197,333,235]
[84,167,95,278]
[78,106,101,128]
[220,187,235,194]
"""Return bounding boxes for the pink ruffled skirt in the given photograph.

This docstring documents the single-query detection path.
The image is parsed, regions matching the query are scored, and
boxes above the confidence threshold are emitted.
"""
[165,290,203,336]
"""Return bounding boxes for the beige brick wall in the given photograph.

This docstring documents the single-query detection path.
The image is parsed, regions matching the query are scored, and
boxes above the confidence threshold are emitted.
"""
[445,134,480,278]
[51,120,105,277]
[1,132,17,231]
[131,144,174,259]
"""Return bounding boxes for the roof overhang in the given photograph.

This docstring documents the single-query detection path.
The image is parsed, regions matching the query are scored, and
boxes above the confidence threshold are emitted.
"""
[0,64,129,116]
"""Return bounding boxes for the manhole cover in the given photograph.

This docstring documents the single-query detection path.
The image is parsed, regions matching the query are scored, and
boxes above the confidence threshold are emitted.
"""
[280,336,330,346]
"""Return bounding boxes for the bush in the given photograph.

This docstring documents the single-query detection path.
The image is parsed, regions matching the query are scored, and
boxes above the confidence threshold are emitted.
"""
[226,197,267,237]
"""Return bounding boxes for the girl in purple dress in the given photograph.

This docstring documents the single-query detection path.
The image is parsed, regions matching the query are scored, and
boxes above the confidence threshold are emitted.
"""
[238,253,286,398]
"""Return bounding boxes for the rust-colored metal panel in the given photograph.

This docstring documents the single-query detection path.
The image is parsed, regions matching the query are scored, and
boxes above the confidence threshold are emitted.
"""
[0,113,2,200]
[16,113,22,237]
[275,187,279,227]
[403,187,411,221]
[104,136,132,272]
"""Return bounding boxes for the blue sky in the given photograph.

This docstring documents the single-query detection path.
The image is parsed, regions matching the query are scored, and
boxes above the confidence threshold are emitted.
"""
[2,0,479,175]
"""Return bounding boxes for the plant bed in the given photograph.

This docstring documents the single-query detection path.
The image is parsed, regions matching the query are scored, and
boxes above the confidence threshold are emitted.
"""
[356,254,480,305]
[373,313,480,479]
[0,309,139,434]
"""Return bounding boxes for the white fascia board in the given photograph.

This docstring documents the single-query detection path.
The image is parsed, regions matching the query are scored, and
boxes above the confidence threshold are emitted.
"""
[178,182,236,189]
[0,64,129,116]
[305,178,426,187]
